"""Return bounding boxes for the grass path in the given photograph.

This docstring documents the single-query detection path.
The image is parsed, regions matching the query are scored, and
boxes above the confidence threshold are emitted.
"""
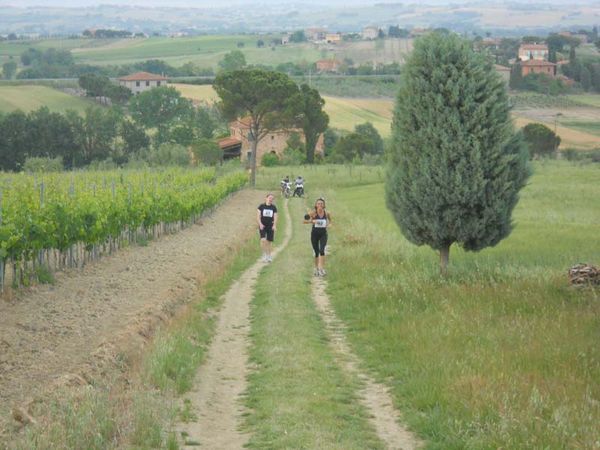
[175,199,293,448]
[241,198,420,448]
[175,195,421,448]
[311,277,421,449]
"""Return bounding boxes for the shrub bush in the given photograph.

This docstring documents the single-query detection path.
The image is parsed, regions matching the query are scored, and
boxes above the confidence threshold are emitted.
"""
[132,143,190,167]
[23,156,64,172]
[191,139,223,166]
[261,152,280,167]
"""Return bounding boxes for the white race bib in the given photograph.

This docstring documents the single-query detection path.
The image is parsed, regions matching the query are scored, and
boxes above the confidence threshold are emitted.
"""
[314,219,327,228]
[262,209,274,218]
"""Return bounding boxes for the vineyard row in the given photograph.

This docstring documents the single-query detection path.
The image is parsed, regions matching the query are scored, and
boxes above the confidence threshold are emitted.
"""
[0,168,248,290]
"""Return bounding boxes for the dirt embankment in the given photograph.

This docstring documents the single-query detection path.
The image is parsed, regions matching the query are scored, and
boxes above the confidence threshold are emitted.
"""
[0,189,265,441]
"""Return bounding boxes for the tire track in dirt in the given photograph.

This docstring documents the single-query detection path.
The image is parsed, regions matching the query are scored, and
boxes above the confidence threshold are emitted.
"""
[0,189,265,441]
[312,278,422,450]
[176,198,292,449]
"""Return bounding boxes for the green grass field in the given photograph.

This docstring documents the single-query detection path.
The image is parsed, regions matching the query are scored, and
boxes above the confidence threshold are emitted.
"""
[279,161,599,449]
[0,35,409,71]
[568,94,600,108]
[0,38,91,59]
[69,35,323,68]
[0,85,93,114]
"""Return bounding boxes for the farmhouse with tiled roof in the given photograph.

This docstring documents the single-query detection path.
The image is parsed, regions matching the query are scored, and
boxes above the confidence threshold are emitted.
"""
[118,72,168,95]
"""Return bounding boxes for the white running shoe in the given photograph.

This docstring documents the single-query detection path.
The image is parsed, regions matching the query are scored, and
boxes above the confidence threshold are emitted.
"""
[314,268,320,276]
[267,255,273,262]
[319,268,326,277]
[262,254,268,262]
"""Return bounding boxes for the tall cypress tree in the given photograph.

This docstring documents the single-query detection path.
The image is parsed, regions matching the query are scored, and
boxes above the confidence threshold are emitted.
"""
[386,32,530,273]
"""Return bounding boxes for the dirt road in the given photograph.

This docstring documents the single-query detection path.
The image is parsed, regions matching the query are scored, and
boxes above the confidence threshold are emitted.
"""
[0,189,265,440]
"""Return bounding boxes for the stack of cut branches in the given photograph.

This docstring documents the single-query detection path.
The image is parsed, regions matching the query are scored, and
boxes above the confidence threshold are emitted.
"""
[568,264,600,286]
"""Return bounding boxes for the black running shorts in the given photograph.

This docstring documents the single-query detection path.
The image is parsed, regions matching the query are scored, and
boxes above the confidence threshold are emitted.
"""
[259,227,274,242]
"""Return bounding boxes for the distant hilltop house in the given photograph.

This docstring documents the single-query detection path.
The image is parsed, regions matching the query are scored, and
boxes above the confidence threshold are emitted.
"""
[362,26,380,40]
[223,117,324,165]
[316,59,342,73]
[519,59,556,77]
[518,43,549,61]
[118,72,168,95]
[325,33,342,44]
[281,34,291,45]
[305,27,328,42]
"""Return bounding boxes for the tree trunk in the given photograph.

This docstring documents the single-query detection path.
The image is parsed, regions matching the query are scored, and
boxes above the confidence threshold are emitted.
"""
[305,133,316,164]
[439,245,450,276]
[250,135,258,187]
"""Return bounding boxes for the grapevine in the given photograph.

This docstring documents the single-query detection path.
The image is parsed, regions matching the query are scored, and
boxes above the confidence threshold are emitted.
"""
[0,167,248,290]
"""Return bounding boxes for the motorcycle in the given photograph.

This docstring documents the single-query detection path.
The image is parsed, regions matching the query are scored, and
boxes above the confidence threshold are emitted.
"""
[293,181,304,198]
[281,180,292,198]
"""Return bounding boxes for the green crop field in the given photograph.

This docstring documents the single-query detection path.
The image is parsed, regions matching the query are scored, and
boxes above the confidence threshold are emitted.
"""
[69,35,323,68]
[0,35,412,71]
[0,85,93,114]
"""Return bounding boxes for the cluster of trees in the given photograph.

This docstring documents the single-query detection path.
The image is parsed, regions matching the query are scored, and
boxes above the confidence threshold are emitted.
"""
[0,86,223,171]
[561,47,600,92]
[17,47,83,79]
[78,73,132,103]
[509,67,567,95]
[0,106,127,170]
[214,69,329,184]
[82,29,140,38]
[388,26,410,38]
[2,58,17,79]
[325,123,384,164]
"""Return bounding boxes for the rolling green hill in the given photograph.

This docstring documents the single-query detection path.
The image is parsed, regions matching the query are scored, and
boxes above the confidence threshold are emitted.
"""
[0,85,93,114]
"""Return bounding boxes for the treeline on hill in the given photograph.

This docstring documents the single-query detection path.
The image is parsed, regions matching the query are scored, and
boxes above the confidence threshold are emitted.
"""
[83,28,146,38]
[0,86,227,172]
[13,47,215,79]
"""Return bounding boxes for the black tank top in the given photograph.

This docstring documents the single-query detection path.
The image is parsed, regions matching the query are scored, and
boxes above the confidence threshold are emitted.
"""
[312,212,328,232]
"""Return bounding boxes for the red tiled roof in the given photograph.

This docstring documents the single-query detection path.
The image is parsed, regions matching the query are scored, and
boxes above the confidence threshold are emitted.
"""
[217,137,242,149]
[520,44,548,50]
[118,71,168,81]
[316,59,341,70]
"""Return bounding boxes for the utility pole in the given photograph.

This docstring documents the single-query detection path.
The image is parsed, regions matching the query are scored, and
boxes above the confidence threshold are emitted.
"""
[554,112,563,157]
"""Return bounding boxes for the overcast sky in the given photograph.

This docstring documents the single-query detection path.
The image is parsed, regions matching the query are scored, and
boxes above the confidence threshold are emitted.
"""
[1,0,573,7]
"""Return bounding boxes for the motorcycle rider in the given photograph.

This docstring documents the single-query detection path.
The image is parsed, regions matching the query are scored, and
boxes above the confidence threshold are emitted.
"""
[280,175,291,197]
[293,175,304,198]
